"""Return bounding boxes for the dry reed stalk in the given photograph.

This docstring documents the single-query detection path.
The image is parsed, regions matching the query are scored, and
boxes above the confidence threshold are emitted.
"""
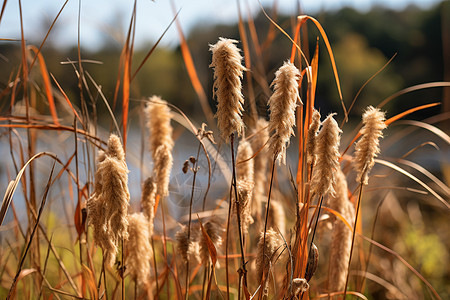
[256,228,282,297]
[251,118,269,219]
[209,37,246,142]
[126,213,152,285]
[328,169,355,293]
[343,106,386,298]
[141,177,157,236]
[267,61,300,165]
[354,106,387,184]
[87,134,130,267]
[310,114,342,197]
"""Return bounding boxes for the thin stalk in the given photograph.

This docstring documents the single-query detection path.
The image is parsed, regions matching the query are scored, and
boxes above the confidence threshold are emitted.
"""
[103,257,109,300]
[134,276,137,300]
[201,263,209,300]
[122,237,125,300]
[151,237,159,298]
[343,182,364,298]
[307,196,323,253]
[225,184,232,300]
[185,143,202,300]
[260,155,276,300]
[160,198,170,299]
[230,133,248,296]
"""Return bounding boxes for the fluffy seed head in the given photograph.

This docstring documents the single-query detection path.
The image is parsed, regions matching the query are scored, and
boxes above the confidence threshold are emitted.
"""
[292,278,309,296]
[256,228,282,296]
[145,96,174,159]
[87,135,130,266]
[153,145,173,197]
[210,38,245,142]
[268,62,301,164]
[199,219,223,266]
[141,177,157,236]
[232,179,254,235]
[268,200,286,239]
[310,114,342,197]
[176,224,201,264]
[354,106,387,184]
[306,109,321,167]
[329,200,355,292]
[251,118,269,218]
[236,139,254,182]
[126,213,152,284]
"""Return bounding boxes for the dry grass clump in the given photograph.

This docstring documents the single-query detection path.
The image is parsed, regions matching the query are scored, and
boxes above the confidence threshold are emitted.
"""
[210,37,246,142]
[2,6,445,299]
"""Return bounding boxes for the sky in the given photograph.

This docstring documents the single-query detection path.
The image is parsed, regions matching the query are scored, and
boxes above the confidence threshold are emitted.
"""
[0,0,443,51]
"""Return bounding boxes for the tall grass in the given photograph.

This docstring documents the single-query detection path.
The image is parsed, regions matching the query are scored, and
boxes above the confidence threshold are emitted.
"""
[0,2,449,300]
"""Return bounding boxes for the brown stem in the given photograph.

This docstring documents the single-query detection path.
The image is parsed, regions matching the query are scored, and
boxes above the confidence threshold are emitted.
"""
[343,182,364,298]
[230,133,248,297]
[260,155,276,300]
[225,184,232,300]
[122,237,125,300]
[185,143,202,299]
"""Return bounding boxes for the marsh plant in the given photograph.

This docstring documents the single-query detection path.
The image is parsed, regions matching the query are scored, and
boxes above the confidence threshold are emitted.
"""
[0,3,448,300]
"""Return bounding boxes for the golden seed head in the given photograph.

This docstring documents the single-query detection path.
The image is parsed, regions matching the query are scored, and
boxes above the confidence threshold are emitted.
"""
[354,106,387,184]
[210,37,246,142]
[310,113,342,197]
[268,61,301,165]
[126,213,152,284]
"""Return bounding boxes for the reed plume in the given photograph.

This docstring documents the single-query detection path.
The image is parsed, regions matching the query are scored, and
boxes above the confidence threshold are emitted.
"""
[292,278,309,296]
[141,176,157,236]
[354,106,387,184]
[153,144,173,197]
[233,179,254,235]
[209,38,245,142]
[306,109,321,168]
[268,200,286,239]
[267,61,300,164]
[145,96,174,159]
[176,224,201,264]
[310,114,342,197]
[256,228,282,296]
[87,134,130,266]
[328,170,355,292]
[126,213,152,284]
[251,118,269,218]
[236,139,254,182]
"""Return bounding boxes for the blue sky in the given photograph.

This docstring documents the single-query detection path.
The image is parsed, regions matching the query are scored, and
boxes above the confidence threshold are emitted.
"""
[0,0,442,50]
